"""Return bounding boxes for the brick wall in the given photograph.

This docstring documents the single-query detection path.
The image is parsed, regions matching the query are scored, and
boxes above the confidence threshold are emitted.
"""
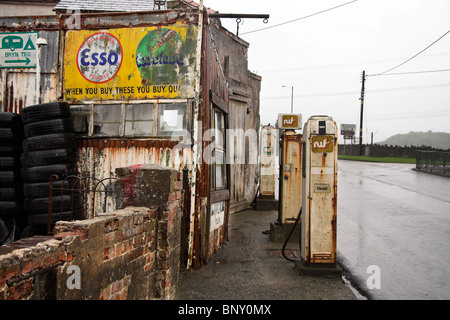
[0,164,184,300]
[115,164,184,300]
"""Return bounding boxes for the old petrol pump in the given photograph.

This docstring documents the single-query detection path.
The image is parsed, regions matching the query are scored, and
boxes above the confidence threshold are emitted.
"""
[299,115,338,268]
[279,131,302,224]
[269,114,303,242]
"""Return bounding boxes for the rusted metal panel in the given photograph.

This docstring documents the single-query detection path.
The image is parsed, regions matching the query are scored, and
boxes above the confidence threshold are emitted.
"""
[76,138,190,214]
[0,15,60,32]
[279,131,303,224]
[0,7,198,32]
[39,30,60,74]
[2,71,58,113]
[81,11,192,29]
[260,125,277,198]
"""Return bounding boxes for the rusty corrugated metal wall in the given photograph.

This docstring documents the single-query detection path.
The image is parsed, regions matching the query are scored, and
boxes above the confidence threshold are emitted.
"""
[0,5,261,270]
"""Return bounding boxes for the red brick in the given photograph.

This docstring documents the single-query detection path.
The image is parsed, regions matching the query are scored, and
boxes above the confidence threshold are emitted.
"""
[99,285,111,300]
[22,259,44,276]
[43,251,66,266]
[5,279,33,300]
[0,263,20,287]
[105,231,116,242]
[66,252,74,262]
[120,289,127,300]
[111,280,122,293]
[115,243,123,256]
[166,210,176,221]
[147,208,157,219]
[168,192,176,201]
[174,180,183,190]
[53,231,79,240]
[103,248,110,261]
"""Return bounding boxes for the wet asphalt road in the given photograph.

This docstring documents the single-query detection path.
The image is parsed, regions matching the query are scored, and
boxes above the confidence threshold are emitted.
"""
[337,160,450,300]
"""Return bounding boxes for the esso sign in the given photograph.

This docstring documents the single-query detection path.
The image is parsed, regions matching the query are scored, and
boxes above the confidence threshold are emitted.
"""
[76,32,123,83]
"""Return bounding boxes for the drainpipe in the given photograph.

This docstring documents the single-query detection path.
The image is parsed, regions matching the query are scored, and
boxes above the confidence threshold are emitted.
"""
[187,0,204,270]
[35,37,47,105]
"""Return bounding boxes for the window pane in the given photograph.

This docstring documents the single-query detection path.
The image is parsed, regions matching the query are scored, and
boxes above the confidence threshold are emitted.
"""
[71,105,90,135]
[125,104,154,136]
[215,150,226,188]
[93,104,121,136]
[214,110,224,147]
[157,103,187,136]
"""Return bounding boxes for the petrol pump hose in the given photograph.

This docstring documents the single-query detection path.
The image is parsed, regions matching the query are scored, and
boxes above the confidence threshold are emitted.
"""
[282,207,302,262]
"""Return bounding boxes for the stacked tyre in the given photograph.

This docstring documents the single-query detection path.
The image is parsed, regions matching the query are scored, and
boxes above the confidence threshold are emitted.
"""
[0,111,26,245]
[20,102,81,237]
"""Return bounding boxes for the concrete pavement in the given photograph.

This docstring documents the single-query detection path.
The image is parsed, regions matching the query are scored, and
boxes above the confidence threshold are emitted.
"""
[177,208,358,300]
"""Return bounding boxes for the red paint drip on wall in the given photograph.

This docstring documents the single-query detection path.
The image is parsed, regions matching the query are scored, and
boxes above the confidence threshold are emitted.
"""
[120,164,143,206]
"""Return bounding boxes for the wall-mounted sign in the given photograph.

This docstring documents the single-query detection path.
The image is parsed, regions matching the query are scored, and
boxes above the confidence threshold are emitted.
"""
[277,113,302,130]
[64,25,198,101]
[210,201,225,232]
[0,32,38,68]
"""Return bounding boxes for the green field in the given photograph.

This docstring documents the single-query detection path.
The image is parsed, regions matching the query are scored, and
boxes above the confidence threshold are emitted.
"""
[338,155,416,164]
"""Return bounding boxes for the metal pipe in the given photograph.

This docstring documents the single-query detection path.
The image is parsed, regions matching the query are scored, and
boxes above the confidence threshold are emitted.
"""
[209,13,269,20]
[282,85,293,113]
[187,0,204,270]
[35,37,47,104]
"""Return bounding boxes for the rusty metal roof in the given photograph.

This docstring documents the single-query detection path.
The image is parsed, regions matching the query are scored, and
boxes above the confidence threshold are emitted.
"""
[53,0,168,12]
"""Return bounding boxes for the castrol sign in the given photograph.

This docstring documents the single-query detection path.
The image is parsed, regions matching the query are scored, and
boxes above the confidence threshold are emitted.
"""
[76,32,123,84]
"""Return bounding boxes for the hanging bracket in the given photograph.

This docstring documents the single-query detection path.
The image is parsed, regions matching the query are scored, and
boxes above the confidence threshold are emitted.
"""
[208,13,269,36]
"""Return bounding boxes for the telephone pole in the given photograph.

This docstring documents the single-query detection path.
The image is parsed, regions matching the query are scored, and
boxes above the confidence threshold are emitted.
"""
[359,70,366,156]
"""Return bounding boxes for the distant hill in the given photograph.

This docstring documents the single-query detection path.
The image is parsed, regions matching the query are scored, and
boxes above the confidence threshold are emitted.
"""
[376,131,450,150]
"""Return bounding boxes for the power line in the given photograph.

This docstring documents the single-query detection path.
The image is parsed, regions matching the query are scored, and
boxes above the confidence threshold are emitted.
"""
[256,52,450,75]
[240,0,358,35]
[335,109,450,123]
[261,82,450,100]
[367,68,450,77]
[369,28,450,76]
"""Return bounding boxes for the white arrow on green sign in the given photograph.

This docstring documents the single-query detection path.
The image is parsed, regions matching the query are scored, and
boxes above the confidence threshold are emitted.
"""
[0,32,38,68]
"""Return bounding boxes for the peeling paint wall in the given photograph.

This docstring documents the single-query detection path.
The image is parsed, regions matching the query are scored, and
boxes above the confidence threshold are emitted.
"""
[76,139,191,215]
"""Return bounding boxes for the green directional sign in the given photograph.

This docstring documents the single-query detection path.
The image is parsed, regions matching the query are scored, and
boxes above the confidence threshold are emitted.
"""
[0,32,38,68]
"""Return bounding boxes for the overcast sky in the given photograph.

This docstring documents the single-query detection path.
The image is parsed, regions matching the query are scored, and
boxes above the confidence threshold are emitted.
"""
[204,0,450,143]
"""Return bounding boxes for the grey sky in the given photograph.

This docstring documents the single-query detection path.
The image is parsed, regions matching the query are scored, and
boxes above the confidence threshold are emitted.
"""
[205,0,450,143]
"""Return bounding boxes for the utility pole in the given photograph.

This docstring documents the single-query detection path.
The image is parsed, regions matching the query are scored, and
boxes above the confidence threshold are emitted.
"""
[359,70,366,156]
[282,85,294,113]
